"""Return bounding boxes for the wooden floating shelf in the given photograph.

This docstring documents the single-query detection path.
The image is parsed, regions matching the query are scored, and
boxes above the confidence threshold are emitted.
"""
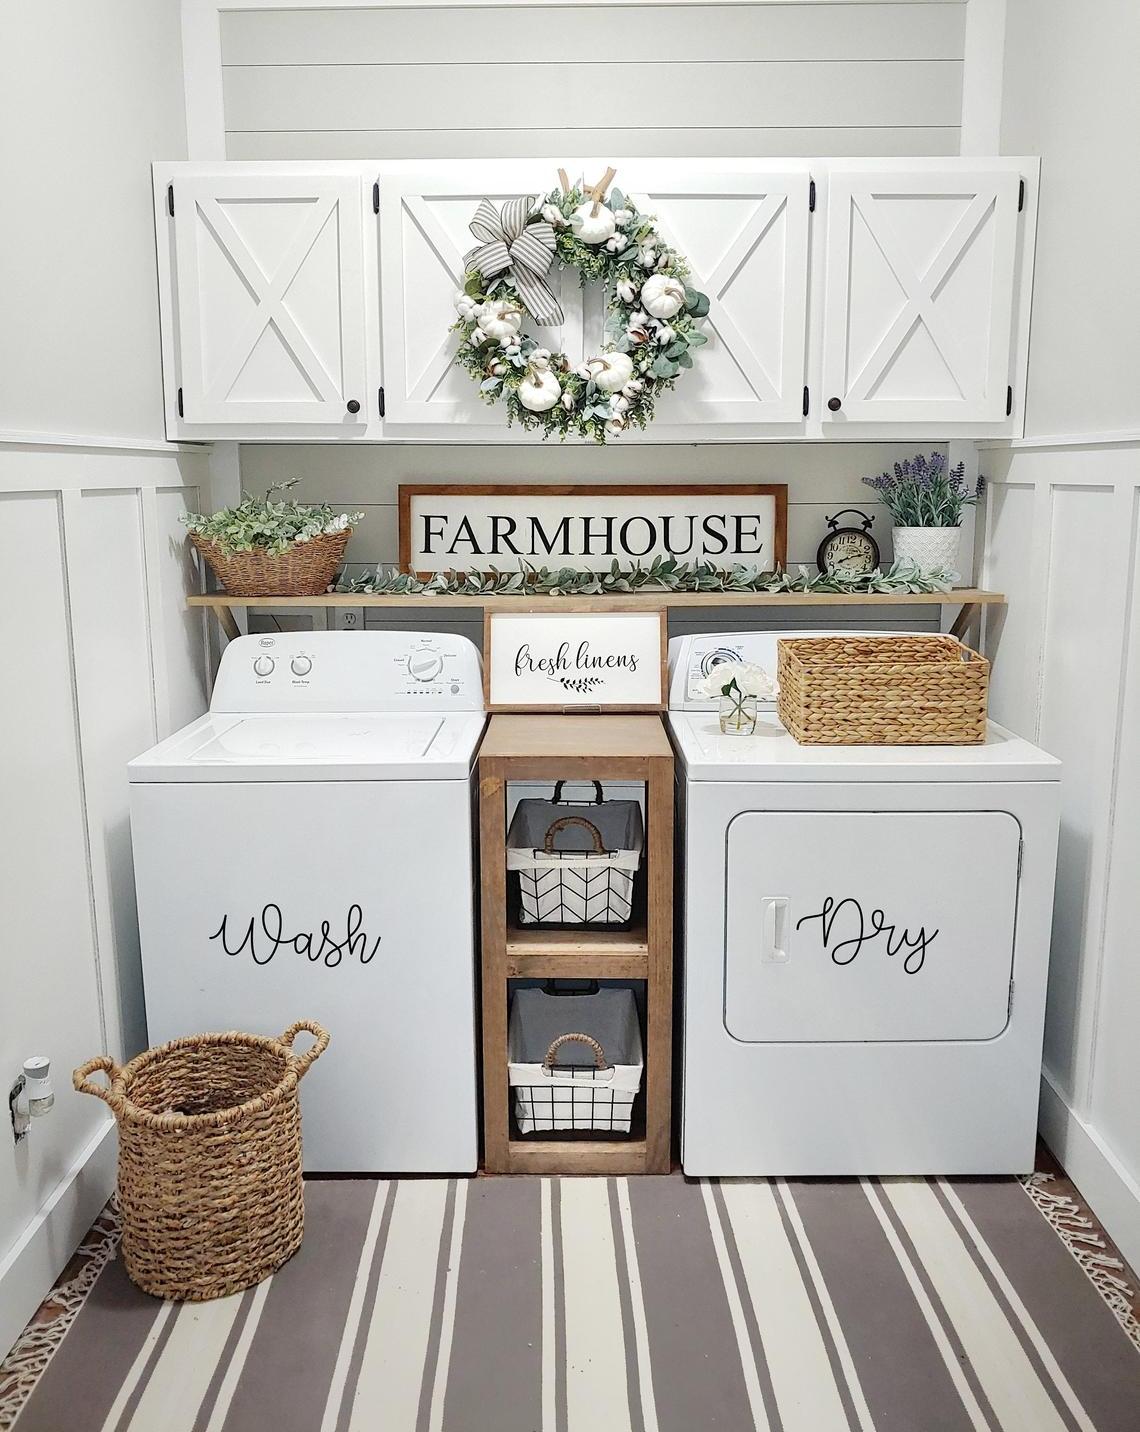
[189,589,1004,642]
[505,922,650,981]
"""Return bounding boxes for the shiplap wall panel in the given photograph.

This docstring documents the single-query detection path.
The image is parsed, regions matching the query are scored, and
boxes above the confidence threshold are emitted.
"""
[224,60,961,133]
[221,2,964,158]
[220,4,966,65]
[227,126,961,161]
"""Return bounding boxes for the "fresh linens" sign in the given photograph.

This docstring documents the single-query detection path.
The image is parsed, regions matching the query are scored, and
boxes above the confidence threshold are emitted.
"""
[400,484,787,575]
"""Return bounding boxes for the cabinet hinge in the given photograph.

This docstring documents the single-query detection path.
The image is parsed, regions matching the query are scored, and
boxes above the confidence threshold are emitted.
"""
[372,181,380,215]
[1006,385,1014,416]
[1007,979,1015,1018]
[167,183,174,217]
[377,386,386,419]
[808,179,816,213]
[1018,179,1025,212]
[177,387,184,418]
[802,386,810,418]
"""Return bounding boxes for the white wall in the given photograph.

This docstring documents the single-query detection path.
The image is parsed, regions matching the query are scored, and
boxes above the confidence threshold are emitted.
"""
[0,0,211,1357]
[220,2,967,160]
[982,0,1140,1268]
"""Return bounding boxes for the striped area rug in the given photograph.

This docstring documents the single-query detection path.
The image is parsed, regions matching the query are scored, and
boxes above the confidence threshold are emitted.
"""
[7,1175,1140,1432]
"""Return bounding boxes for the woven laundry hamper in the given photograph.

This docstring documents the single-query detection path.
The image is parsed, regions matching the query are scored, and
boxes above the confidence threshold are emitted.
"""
[74,1021,328,1301]
[506,782,644,928]
[190,529,351,597]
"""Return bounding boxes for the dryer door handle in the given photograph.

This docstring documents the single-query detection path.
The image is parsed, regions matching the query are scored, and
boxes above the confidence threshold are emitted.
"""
[760,897,790,964]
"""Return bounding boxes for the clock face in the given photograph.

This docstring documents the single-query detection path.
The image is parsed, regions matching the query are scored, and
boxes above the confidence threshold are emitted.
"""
[818,529,880,576]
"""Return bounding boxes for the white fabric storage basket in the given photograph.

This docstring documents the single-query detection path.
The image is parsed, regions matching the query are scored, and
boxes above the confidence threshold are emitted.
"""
[508,989,644,1135]
[506,783,644,928]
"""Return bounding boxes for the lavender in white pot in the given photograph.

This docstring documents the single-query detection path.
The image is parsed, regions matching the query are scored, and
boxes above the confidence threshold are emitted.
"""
[863,453,982,576]
[701,661,774,736]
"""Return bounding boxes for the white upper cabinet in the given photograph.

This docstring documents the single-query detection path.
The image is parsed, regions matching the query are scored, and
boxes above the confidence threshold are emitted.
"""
[820,162,1027,428]
[627,170,811,432]
[378,164,812,438]
[153,158,1036,441]
[156,166,371,433]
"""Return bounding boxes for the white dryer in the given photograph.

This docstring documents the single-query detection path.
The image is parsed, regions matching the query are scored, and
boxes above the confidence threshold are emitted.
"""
[128,630,485,1173]
[668,630,1061,1176]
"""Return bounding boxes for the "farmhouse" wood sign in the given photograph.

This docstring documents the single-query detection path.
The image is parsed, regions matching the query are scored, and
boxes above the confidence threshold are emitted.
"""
[399,484,788,575]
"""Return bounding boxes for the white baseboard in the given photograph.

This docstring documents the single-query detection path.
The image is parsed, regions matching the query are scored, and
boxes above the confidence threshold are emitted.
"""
[0,1121,116,1359]
[1039,1071,1140,1274]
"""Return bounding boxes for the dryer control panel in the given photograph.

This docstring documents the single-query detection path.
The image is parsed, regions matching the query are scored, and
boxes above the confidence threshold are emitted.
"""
[211,631,484,713]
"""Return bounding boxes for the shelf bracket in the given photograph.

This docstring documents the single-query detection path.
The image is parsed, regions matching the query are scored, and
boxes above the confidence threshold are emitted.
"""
[950,601,981,642]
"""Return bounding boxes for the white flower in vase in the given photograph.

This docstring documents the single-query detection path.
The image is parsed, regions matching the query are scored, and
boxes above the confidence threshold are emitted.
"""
[699,661,774,700]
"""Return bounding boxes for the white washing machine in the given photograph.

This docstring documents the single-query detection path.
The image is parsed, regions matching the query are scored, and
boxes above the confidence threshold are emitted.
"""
[668,631,1062,1176]
[128,630,485,1174]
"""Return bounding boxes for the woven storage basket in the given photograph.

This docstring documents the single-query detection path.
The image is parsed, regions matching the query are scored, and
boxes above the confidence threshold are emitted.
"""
[74,1021,328,1301]
[189,529,351,597]
[777,635,989,746]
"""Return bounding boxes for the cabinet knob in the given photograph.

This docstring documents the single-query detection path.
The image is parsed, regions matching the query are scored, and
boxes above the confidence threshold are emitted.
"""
[827,397,842,412]
[346,399,361,414]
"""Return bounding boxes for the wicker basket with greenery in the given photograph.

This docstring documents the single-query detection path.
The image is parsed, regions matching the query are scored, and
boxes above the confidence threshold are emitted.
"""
[182,480,363,597]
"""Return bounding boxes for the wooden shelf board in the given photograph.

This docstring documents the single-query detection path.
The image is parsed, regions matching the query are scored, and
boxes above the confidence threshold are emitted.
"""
[188,589,1004,611]
[506,952,649,980]
[506,921,648,955]
[505,1138,650,1175]
[481,713,673,762]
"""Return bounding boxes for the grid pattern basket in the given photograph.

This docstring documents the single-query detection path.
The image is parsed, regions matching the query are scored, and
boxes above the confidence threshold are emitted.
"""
[190,529,351,597]
[777,634,990,745]
[508,990,643,1135]
[74,1021,328,1301]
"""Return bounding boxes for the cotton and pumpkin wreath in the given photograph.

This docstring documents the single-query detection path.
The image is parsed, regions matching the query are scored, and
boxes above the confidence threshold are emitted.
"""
[451,167,710,443]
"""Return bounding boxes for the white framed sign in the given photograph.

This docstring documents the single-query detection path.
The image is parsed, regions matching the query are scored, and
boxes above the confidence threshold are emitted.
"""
[483,608,667,712]
[400,484,788,575]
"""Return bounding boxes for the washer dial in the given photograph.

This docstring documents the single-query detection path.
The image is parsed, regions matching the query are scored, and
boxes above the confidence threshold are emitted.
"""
[253,655,275,677]
[291,656,312,676]
[408,650,444,682]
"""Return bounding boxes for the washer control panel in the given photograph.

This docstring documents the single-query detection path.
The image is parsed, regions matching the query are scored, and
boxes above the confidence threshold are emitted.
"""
[212,631,483,713]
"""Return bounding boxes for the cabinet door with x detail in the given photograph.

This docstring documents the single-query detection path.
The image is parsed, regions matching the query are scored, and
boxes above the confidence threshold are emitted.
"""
[170,172,367,426]
[821,165,1022,426]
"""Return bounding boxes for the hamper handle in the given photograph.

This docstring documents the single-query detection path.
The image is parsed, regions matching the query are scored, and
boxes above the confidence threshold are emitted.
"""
[552,780,604,805]
[279,1020,330,1078]
[73,1056,124,1109]
[543,816,606,855]
[543,1032,608,1070]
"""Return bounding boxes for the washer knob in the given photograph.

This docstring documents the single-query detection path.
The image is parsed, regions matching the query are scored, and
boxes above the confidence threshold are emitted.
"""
[408,651,444,682]
[291,655,312,676]
[253,655,275,677]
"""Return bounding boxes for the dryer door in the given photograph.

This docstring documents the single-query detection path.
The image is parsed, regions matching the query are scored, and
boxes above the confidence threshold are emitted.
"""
[725,810,1020,1043]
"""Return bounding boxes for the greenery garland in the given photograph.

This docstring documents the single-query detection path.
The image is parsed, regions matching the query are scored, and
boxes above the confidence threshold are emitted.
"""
[452,180,710,443]
[337,558,959,598]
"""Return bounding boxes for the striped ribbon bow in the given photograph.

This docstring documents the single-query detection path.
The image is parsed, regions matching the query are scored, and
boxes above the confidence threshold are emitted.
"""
[464,195,564,328]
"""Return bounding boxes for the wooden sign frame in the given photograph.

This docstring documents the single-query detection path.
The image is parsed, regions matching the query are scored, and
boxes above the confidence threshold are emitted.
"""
[399,483,788,576]
[483,603,668,713]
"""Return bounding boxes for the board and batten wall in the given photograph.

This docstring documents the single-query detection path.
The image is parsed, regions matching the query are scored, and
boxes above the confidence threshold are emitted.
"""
[981,0,1140,1270]
[0,0,212,1357]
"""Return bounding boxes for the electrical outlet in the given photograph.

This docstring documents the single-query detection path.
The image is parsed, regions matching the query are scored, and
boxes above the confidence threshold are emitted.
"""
[332,606,365,632]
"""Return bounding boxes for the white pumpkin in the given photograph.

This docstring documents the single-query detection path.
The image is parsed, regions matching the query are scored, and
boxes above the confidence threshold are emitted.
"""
[588,352,635,393]
[640,273,687,320]
[570,202,617,246]
[518,369,562,412]
[479,298,524,342]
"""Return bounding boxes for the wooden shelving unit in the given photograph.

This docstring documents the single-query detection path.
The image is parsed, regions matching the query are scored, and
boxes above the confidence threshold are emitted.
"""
[478,714,674,1175]
[188,588,1005,642]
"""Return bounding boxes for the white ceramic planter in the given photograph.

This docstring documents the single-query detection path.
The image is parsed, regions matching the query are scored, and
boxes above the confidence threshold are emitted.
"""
[892,526,962,574]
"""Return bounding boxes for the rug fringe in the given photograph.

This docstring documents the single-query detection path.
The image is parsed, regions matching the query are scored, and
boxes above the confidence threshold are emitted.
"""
[1020,1173,1140,1354]
[0,1201,121,1431]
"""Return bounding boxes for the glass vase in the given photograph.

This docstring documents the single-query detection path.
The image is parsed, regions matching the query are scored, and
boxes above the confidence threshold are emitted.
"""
[719,691,758,735]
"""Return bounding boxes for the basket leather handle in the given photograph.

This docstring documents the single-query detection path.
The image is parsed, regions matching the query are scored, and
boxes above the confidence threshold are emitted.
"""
[552,780,604,805]
[543,1032,608,1070]
[73,1056,124,1108]
[279,1020,330,1078]
[543,816,606,855]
